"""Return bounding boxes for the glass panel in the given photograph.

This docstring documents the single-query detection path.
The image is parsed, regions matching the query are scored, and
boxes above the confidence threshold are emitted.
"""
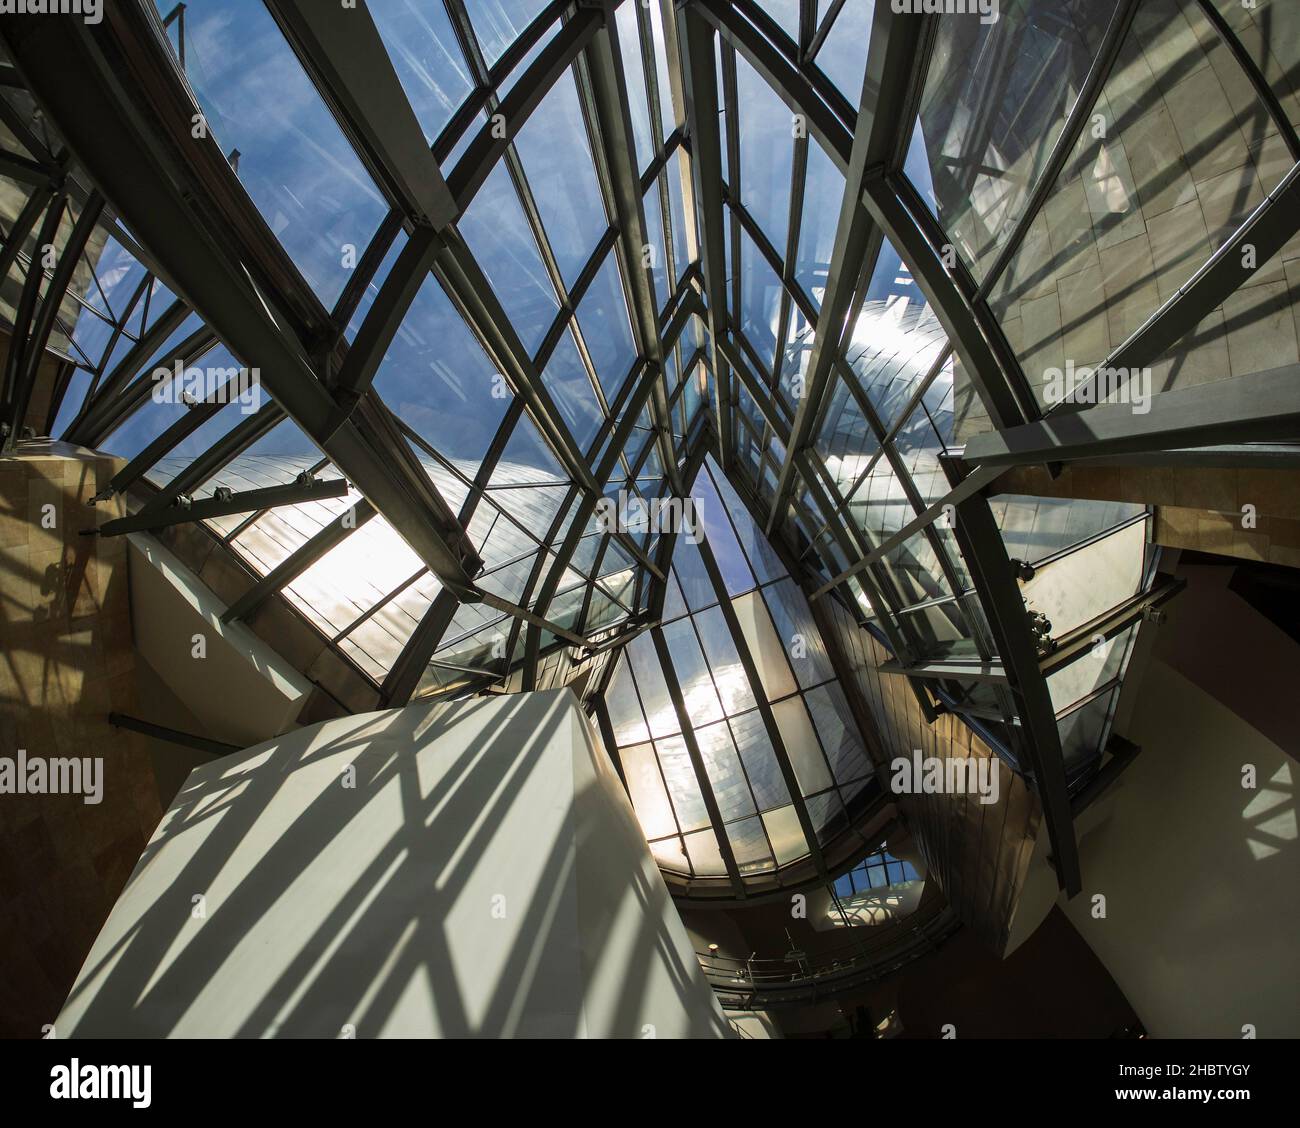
[1058,688,1117,783]
[156,0,386,305]
[627,631,679,739]
[665,151,694,284]
[650,836,690,874]
[913,0,1111,284]
[683,827,728,876]
[846,240,949,432]
[815,0,876,105]
[373,273,510,465]
[761,804,807,865]
[671,530,717,612]
[644,0,678,143]
[733,590,798,700]
[620,741,678,839]
[643,177,668,307]
[656,732,710,833]
[795,137,844,305]
[729,710,792,811]
[467,0,551,70]
[345,230,408,342]
[692,606,758,716]
[692,465,753,596]
[771,696,833,795]
[761,578,836,689]
[368,0,472,147]
[805,683,871,784]
[737,226,784,373]
[696,719,757,822]
[760,0,800,43]
[989,0,1289,413]
[735,53,794,251]
[662,617,725,727]
[282,514,423,639]
[337,574,437,679]
[615,0,655,172]
[992,494,1144,564]
[540,327,604,453]
[577,250,637,402]
[514,69,608,289]
[1047,624,1133,715]
[457,158,559,357]
[1019,518,1148,639]
[726,817,775,874]
[709,459,787,582]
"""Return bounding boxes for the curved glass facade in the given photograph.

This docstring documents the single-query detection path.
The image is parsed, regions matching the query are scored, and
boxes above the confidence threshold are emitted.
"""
[3,0,1294,901]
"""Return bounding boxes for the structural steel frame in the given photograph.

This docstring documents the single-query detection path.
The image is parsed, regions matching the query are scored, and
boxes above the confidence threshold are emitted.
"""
[3,0,1296,901]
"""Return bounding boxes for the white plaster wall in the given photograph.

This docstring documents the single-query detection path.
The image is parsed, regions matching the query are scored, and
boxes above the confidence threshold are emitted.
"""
[126,533,311,746]
[1059,661,1299,1036]
[56,689,731,1038]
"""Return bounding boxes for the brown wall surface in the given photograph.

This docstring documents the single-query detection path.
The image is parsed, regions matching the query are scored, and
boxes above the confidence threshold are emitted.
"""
[0,444,163,1038]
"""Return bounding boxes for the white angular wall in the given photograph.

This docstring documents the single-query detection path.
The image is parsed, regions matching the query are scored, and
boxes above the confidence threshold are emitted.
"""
[55,689,731,1038]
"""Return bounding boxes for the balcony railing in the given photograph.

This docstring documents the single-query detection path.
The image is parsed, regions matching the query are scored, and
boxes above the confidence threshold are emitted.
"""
[696,893,960,1009]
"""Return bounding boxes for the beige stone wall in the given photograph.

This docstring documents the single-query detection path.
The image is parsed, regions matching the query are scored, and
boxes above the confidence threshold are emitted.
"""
[0,442,162,1038]
[997,462,1300,568]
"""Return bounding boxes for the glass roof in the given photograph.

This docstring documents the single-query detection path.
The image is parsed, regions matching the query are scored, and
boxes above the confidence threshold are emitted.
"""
[4,0,1289,899]
[606,456,874,888]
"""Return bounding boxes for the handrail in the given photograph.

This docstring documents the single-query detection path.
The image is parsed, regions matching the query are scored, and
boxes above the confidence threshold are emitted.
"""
[696,896,959,1007]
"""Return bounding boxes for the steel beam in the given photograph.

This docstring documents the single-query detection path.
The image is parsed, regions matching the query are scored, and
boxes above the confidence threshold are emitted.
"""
[15,196,106,429]
[109,712,240,758]
[0,7,483,598]
[963,360,1300,467]
[445,7,601,211]
[1040,575,1185,677]
[264,0,457,229]
[695,0,852,173]
[876,658,1008,684]
[1196,0,1300,162]
[0,189,69,448]
[0,182,54,286]
[380,587,461,707]
[90,329,223,498]
[429,230,653,553]
[221,500,378,624]
[326,228,438,434]
[97,475,350,537]
[674,2,734,469]
[577,3,683,497]
[809,463,1002,600]
[863,173,1032,429]
[768,1,929,531]
[64,296,192,446]
[134,401,284,515]
[949,486,1081,897]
